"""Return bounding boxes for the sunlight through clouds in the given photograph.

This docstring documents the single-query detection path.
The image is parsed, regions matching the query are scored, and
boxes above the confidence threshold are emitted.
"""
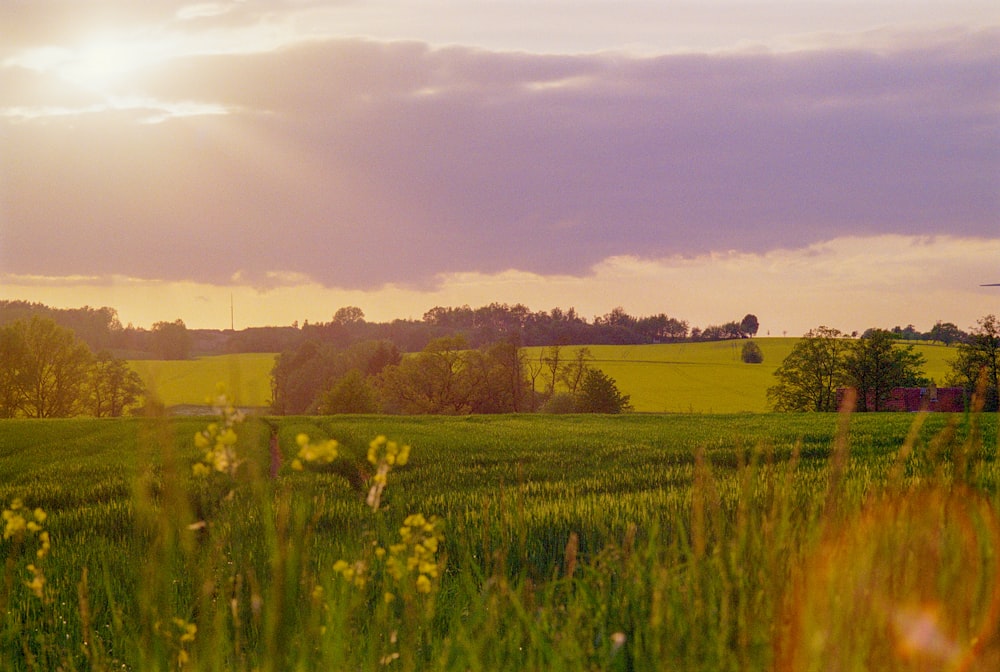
[0,1,997,330]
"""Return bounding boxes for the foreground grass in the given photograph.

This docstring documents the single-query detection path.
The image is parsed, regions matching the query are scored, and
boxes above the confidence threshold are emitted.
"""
[1,411,997,670]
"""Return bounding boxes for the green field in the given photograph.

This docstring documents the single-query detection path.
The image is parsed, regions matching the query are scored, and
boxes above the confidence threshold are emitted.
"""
[0,412,997,670]
[129,353,277,408]
[526,339,959,413]
[128,339,961,413]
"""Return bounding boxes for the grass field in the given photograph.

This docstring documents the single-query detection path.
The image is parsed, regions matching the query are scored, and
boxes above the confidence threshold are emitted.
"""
[0,411,997,670]
[129,353,277,408]
[525,339,959,413]
[128,339,961,413]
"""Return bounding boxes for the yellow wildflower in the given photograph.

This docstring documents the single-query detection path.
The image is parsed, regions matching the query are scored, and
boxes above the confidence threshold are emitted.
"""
[3,511,26,539]
[25,564,45,598]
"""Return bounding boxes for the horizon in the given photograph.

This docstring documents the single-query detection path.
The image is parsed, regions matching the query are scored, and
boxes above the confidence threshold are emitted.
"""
[3,295,988,341]
[2,2,998,337]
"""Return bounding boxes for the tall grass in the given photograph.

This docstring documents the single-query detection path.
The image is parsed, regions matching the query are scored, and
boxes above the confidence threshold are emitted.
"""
[0,406,997,670]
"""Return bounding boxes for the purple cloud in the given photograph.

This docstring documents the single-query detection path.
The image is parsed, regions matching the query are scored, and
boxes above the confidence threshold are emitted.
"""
[2,31,997,289]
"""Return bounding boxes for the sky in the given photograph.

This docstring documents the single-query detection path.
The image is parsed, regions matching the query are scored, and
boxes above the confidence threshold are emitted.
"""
[1,1,998,337]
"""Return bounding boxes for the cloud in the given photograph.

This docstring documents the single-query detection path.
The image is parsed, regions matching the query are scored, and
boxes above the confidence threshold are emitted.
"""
[4,234,998,337]
[2,29,997,291]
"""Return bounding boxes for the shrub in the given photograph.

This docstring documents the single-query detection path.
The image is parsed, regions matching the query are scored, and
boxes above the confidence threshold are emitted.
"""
[741,341,764,364]
[542,392,578,414]
[576,369,632,413]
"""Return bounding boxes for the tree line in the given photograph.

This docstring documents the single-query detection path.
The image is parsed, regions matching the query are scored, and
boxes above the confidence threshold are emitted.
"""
[1,301,763,359]
[270,336,631,416]
[0,301,195,360]
[233,305,761,356]
[767,315,999,412]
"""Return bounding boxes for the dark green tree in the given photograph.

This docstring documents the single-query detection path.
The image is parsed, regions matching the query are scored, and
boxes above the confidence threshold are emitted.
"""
[88,350,146,417]
[317,369,378,414]
[929,320,965,346]
[842,330,928,411]
[10,317,93,418]
[947,314,1000,411]
[150,319,192,360]
[767,326,848,411]
[377,336,474,414]
[740,314,760,338]
[741,341,764,364]
[576,369,631,413]
[0,325,27,418]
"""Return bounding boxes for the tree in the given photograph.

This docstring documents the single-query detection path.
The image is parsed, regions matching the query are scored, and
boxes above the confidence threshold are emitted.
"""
[947,314,1000,411]
[929,320,965,347]
[378,336,474,414]
[88,351,145,417]
[471,338,530,413]
[842,329,928,411]
[0,326,27,418]
[150,319,191,360]
[741,341,764,364]
[740,314,760,338]
[541,344,563,397]
[767,326,848,412]
[318,369,378,414]
[270,339,399,415]
[332,306,365,326]
[576,369,632,413]
[559,347,593,394]
[9,317,93,418]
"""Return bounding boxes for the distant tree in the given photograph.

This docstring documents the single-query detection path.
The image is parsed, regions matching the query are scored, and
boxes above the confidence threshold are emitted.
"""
[596,307,637,329]
[332,306,365,326]
[542,392,578,414]
[741,341,764,364]
[740,314,760,338]
[947,314,1000,411]
[88,351,145,417]
[9,317,93,418]
[378,336,474,414]
[270,340,328,414]
[150,319,191,360]
[576,369,632,413]
[471,338,531,413]
[542,344,563,397]
[559,347,593,395]
[0,326,27,418]
[317,369,378,414]
[525,350,547,412]
[270,339,399,414]
[842,330,928,411]
[767,326,848,412]
[929,320,965,346]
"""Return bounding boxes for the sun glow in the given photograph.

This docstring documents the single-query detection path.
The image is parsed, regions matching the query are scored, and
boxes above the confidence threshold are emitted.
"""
[6,34,166,94]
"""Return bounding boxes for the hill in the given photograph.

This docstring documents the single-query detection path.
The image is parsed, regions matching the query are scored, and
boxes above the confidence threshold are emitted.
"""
[525,339,958,413]
[130,340,960,413]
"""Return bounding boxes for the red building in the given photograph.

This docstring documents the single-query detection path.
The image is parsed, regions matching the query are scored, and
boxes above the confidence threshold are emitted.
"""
[836,387,965,412]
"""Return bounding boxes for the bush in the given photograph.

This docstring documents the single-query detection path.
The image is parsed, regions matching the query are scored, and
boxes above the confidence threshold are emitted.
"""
[576,369,632,413]
[542,392,578,414]
[741,341,764,364]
